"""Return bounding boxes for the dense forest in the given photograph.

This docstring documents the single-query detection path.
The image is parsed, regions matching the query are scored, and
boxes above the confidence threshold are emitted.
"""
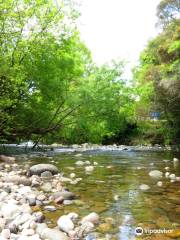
[0,0,180,146]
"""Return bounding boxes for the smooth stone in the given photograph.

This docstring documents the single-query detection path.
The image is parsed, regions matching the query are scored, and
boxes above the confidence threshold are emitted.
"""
[85,166,94,172]
[165,166,170,171]
[169,173,176,180]
[44,206,56,212]
[81,212,99,224]
[35,223,48,236]
[1,229,11,239]
[139,184,150,191]
[18,186,32,195]
[34,212,45,223]
[76,222,95,238]
[41,228,70,240]
[157,181,163,187]
[37,194,46,201]
[29,164,59,176]
[1,203,21,219]
[28,198,36,207]
[63,200,73,205]
[57,215,74,233]
[149,170,163,179]
[40,171,53,178]
[53,191,75,200]
[0,155,16,162]
[165,172,170,178]
[3,176,31,186]
[9,224,18,234]
[21,229,35,236]
[70,173,76,178]
[75,161,84,166]
[41,182,52,192]
[67,212,79,221]
[173,157,179,163]
[54,196,64,204]
[12,213,32,226]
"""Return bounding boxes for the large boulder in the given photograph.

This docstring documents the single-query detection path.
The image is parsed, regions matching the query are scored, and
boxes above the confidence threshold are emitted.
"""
[41,228,70,240]
[29,164,59,176]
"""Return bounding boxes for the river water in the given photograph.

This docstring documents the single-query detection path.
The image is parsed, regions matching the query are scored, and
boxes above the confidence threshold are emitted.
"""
[14,149,180,239]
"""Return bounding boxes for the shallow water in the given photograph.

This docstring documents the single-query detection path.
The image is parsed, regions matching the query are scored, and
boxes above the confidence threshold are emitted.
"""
[23,150,180,239]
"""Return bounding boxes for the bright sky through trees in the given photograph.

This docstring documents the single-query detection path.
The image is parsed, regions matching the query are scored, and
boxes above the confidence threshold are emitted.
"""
[78,0,161,78]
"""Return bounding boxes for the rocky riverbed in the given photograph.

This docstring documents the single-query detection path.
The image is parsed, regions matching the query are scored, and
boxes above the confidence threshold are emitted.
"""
[0,150,179,240]
[0,156,104,240]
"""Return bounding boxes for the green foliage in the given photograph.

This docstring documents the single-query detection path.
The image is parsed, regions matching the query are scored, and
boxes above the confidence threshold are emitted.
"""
[134,0,180,144]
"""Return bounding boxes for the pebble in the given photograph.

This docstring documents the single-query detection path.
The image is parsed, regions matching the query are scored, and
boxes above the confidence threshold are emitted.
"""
[70,173,76,178]
[57,215,74,233]
[81,212,99,224]
[169,173,176,180]
[1,229,11,239]
[44,206,56,212]
[149,170,163,179]
[157,181,163,187]
[37,194,46,201]
[139,184,150,191]
[75,161,84,166]
[173,157,179,163]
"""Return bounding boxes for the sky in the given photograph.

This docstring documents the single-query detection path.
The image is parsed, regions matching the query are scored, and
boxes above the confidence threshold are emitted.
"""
[78,0,161,78]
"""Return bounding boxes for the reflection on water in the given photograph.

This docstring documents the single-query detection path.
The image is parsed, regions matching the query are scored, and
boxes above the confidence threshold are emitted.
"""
[26,150,180,239]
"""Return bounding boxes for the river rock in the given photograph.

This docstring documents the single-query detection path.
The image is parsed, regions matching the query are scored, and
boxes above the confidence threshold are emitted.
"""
[40,171,53,178]
[149,170,163,179]
[3,176,31,186]
[157,181,163,187]
[85,166,94,172]
[67,212,79,221]
[41,228,70,240]
[21,228,35,236]
[35,223,48,236]
[57,215,74,233]
[0,155,16,163]
[173,157,179,163]
[169,173,176,180]
[54,196,64,204]
[1,229,11,239]
[75,161,84,166]
[81,212,99,224]
[44,206,56,212]
[18,186,32,195]
[139,184,150,191]
[33,212,45,223]
[29,164,59,176]
[53,191,75,200]
[41,182,52,192]
[1,203,21,219]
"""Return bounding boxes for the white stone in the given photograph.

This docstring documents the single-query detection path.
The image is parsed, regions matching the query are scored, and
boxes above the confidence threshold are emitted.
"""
[75,161,84,166]
[18,186,32,195]
[165,172,170,178]
[57,215,74,233]
[169,173,176,180]
[165,166,170,171]
[1,229,11,239]
[70,173,76,178]
[85,166,94,172]
[173,157,179,163]
[85,161,91,165]
[93,162,98,166]
[149,170,163,179]
[157,181,163,187]
[67,212,78,221]
[21,229,35,236]
[1,203,21,219]
[139,184,150,191]
[81,212,99,224]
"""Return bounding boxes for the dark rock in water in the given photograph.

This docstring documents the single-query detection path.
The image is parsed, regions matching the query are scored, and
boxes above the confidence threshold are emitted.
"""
[41,171,53,178]
[0,155,16,163]
[3,176,31,186]
[53,191,75,200]
[29,164,59,176]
